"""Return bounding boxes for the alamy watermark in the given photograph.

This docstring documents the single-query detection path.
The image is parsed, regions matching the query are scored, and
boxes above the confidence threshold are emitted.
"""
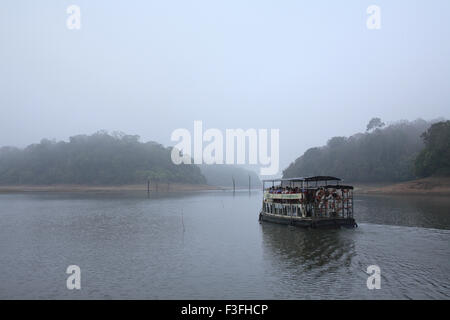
[66,5,81,30]
[367,5,381,30]
[65,5,381,31]
[366,265,381,289]
[170,121,279,176]
[66,265,81,290]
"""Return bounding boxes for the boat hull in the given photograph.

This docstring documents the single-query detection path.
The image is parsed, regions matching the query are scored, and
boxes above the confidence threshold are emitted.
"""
[259,212,357,229]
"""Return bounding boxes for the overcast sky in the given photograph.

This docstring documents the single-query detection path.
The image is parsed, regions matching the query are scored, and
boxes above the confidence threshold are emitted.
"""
[1,0,449,174]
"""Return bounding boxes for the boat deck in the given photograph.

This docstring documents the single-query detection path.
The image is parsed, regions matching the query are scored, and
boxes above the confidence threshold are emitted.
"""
[259,211,357,228]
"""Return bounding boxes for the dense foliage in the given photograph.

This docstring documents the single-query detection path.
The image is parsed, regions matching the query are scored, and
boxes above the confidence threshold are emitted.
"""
[415,121,450,177]
[283,119,433,183]
[0,131,206,185]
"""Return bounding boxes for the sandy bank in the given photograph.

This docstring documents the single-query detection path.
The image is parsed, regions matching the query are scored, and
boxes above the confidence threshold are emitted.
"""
[355,177,450,196]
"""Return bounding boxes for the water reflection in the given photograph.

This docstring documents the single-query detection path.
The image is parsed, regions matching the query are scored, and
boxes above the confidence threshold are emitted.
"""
[1,191,449,299]
[258,223,360,299]
[261,223,356,271]
[356,194,450,229]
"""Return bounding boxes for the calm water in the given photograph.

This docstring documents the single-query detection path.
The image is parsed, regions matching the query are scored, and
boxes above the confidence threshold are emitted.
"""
[0,191,449,299]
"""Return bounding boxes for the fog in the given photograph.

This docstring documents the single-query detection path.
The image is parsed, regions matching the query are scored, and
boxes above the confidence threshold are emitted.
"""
[1,0,449,174]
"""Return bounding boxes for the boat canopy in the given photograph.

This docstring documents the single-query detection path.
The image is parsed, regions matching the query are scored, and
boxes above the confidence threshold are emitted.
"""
[262,176,341,183]
[262,176,351,190]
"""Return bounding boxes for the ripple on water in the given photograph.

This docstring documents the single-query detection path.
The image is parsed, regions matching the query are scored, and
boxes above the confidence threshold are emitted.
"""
[0,192,449,299]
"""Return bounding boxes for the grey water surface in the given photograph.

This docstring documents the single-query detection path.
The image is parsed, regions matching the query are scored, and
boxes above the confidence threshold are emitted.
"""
[0,191,449,299]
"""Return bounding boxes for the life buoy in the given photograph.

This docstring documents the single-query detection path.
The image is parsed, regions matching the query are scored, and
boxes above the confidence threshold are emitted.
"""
[315,189,325,201]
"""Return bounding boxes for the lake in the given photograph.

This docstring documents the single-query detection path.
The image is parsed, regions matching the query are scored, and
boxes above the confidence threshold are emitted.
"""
[0,190,449,299]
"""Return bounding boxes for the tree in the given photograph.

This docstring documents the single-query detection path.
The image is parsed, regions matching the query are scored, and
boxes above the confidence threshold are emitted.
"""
[415,121,450,177]
[366,117,385,132]
[0,131,207,185]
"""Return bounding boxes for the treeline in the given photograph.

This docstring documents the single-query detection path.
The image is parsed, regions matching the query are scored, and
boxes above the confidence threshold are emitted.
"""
[283,118,449,183]
[0,131,206,185]
[415,120,450,177]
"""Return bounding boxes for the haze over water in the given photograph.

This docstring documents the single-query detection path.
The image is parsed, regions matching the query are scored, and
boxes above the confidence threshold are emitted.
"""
[2,1,450,172]
[0,191,449,299]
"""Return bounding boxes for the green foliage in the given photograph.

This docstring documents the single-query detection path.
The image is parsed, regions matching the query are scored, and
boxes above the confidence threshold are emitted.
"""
[0,131,206,185]
[283,119,431,183]
[415,121,450,177]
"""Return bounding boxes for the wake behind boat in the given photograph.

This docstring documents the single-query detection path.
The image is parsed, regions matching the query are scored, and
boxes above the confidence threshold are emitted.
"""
[259,176,357,228]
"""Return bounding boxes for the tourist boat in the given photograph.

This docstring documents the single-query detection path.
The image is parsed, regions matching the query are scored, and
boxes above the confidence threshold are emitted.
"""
[259,176,357,228]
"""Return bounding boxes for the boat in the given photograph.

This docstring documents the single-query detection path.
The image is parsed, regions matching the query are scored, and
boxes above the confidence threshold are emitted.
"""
[259,176,357,228]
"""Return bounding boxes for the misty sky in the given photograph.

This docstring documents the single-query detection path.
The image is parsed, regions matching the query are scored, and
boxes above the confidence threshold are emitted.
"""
[1,0,449,174]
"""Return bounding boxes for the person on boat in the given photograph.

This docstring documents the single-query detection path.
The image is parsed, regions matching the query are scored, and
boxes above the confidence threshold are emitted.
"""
[331,189,341,200]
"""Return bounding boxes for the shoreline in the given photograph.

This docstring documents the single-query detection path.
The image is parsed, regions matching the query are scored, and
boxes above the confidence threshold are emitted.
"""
[0,183,225,194]
[354,177,450,196]
[1,177,448,196]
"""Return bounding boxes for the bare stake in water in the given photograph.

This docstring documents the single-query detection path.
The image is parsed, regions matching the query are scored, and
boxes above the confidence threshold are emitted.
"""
[181,209,185,233]
[232,176,235,194]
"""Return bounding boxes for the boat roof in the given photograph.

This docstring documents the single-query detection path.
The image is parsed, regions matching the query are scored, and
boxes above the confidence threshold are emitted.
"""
[263,176,341,183]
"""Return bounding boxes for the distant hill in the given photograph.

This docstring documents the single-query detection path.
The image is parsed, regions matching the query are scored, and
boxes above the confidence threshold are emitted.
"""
[0,131,206,185]
[283,119,438,183]
[199,164,262,188]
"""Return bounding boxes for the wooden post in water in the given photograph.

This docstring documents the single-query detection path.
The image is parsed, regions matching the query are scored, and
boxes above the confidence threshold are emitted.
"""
[232,176,235,194]
[147,179,150,196]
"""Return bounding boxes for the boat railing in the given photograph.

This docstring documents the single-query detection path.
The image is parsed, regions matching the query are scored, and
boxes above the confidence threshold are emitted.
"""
[263,188,353,219]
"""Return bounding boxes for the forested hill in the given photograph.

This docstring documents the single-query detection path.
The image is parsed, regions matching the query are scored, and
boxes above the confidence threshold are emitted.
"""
[0,131,206,185]
[283,119,441,183]
[415,120,450,177]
